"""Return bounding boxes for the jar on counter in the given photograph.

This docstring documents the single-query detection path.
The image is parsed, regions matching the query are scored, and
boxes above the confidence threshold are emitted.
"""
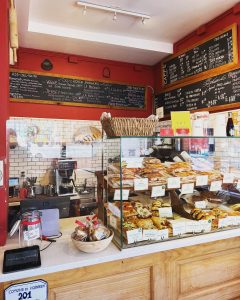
[19,210,42,247]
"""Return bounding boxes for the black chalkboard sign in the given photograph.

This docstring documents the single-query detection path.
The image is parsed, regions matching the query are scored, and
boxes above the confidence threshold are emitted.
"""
[155,68,240,114]
[10,70,146,110]
[162,24,238,86]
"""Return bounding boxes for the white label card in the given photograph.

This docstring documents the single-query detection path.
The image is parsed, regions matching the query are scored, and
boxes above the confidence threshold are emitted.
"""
[126,228,143,244]
[113,189,130,201]
[134,178,148,191]
[159,207,173,218]
[223,173,235,184]
[235,216,240,225]
[196,175,208,186]
[171,222,186,236]
[198,220,212,232]
[181,183,194,194]
[143,229,159,241]
[195,201,207,209]
[123,157,144,168]
[210,180,222,192]
[151,185,166,198]
[5,280,48,300]
[108,202,121,218]
[167,177,181,189]
[109,215,117,229]
[218,218,229,228]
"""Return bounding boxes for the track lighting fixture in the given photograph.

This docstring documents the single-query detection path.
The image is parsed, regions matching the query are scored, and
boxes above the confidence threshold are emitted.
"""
[76,1,151,23]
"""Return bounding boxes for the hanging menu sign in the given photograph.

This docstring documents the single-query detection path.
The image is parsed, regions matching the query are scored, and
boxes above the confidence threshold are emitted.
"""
[155,67,240,114]
[9,69,146,110]
[162,24,238,86]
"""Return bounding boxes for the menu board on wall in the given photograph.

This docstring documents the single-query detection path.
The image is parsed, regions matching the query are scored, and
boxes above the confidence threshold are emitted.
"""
[162,24,238,87]
[155,68,240,114]
[9,70,146,110]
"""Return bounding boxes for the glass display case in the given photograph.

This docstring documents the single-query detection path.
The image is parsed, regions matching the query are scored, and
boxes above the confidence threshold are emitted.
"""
[104,136,240,249]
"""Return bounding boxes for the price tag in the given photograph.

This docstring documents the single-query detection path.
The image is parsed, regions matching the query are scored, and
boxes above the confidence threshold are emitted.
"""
[113,189,130,201]
[196,175,208,186]
[167,177,181,189]
[223,173,235,184]
[151,185,166,198]
[185,221,202,233]
[226,216,237,226]
[109,215,117,229]
[210,180,222,192]
[123,157,144,168]
[181,183,194,194]
[195,201,207,209]
[134,178,148,191]
[235,216,240,225]
[198,220,212,232]
[156,229,169,241]
[143,229,159,241]
[159,207,173,218]
[4,280,48,300]
[171,221,186,236]
[126,228,143,244]
[218,218,229,228]
[108,202,120,218]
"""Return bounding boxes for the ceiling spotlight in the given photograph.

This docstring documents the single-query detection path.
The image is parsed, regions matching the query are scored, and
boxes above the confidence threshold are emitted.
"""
[113,11,117,21]
[83,5,87,15]
[142,17,145,25]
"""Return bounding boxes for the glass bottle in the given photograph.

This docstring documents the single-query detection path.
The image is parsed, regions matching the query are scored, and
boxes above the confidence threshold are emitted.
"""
[226,112,234,136]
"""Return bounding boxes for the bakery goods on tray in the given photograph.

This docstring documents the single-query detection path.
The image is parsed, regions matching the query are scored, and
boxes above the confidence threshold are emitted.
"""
[231,203,240,212]
[151,217,169,230]
[136,218,155,229]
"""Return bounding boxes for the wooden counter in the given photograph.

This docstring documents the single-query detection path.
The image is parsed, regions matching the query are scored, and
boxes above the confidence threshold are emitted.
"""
[0,218,240,299]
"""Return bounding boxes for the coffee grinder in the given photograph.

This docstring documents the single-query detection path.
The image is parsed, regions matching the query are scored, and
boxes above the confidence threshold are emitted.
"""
[55,159,78,196]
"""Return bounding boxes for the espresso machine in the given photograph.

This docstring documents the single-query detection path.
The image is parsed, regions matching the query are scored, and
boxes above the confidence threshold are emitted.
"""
[55,159,78,196]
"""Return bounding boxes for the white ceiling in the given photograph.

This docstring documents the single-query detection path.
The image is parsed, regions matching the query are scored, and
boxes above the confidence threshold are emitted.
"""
[16,0,240,65]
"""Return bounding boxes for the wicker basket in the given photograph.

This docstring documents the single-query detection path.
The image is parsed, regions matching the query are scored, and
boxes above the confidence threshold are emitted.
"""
[101,118,158,137]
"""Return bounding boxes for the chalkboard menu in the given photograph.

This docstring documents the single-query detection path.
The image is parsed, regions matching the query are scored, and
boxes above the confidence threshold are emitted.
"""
[10,70,146,110]
[155,68,240,114]
[162,24,238,86]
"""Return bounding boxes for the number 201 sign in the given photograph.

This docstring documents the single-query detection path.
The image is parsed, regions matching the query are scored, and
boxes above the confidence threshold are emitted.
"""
[4,280,48,300]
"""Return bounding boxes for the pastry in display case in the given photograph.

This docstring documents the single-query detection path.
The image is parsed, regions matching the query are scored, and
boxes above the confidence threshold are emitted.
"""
[104,136,240,249]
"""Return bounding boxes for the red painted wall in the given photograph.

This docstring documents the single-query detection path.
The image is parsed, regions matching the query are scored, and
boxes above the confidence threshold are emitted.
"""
[0,0,9,246]
[154,4,240,94]
[10,48,155,120]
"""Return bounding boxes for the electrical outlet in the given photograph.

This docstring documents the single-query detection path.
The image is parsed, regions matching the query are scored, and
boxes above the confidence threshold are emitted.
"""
[0,160,3,186]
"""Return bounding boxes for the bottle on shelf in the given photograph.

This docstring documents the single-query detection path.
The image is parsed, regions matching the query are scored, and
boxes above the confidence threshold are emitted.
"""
[226,112,234,136]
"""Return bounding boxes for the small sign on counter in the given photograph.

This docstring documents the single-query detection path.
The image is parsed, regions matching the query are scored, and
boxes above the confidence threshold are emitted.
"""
[196,175,208,186]
[181,183,194,194]
[167,177,181,189]
[151,185,166,198]
[223,173,235,184]
[195,201,207,209]
[170,220,186,236]
[159,207,173,218]
[113,189,130,201]
[126,228,143,244]
[210,180,222,192]
[5,280,48,300]
[134,178,148,191]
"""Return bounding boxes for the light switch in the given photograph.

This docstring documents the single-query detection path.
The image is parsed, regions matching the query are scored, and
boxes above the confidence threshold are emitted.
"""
[0,160,3,186]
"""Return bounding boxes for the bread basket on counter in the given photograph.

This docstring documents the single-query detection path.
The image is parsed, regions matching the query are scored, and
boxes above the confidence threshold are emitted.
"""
[101,117,158,137]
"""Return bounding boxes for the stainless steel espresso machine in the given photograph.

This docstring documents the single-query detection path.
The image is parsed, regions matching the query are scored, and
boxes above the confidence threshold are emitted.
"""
[55,159,78,196]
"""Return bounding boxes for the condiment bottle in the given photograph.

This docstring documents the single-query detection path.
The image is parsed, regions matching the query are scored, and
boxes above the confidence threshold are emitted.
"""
[226,112,234,136]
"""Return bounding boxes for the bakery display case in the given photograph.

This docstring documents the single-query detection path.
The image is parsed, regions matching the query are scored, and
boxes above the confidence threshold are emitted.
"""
[104,136,240,249]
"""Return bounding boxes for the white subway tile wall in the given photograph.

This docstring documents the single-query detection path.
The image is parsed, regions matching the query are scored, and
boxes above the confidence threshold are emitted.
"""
[8,117,119,189]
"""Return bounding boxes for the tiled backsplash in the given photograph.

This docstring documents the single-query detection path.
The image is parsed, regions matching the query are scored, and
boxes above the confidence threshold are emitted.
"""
[8,118,111,187]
